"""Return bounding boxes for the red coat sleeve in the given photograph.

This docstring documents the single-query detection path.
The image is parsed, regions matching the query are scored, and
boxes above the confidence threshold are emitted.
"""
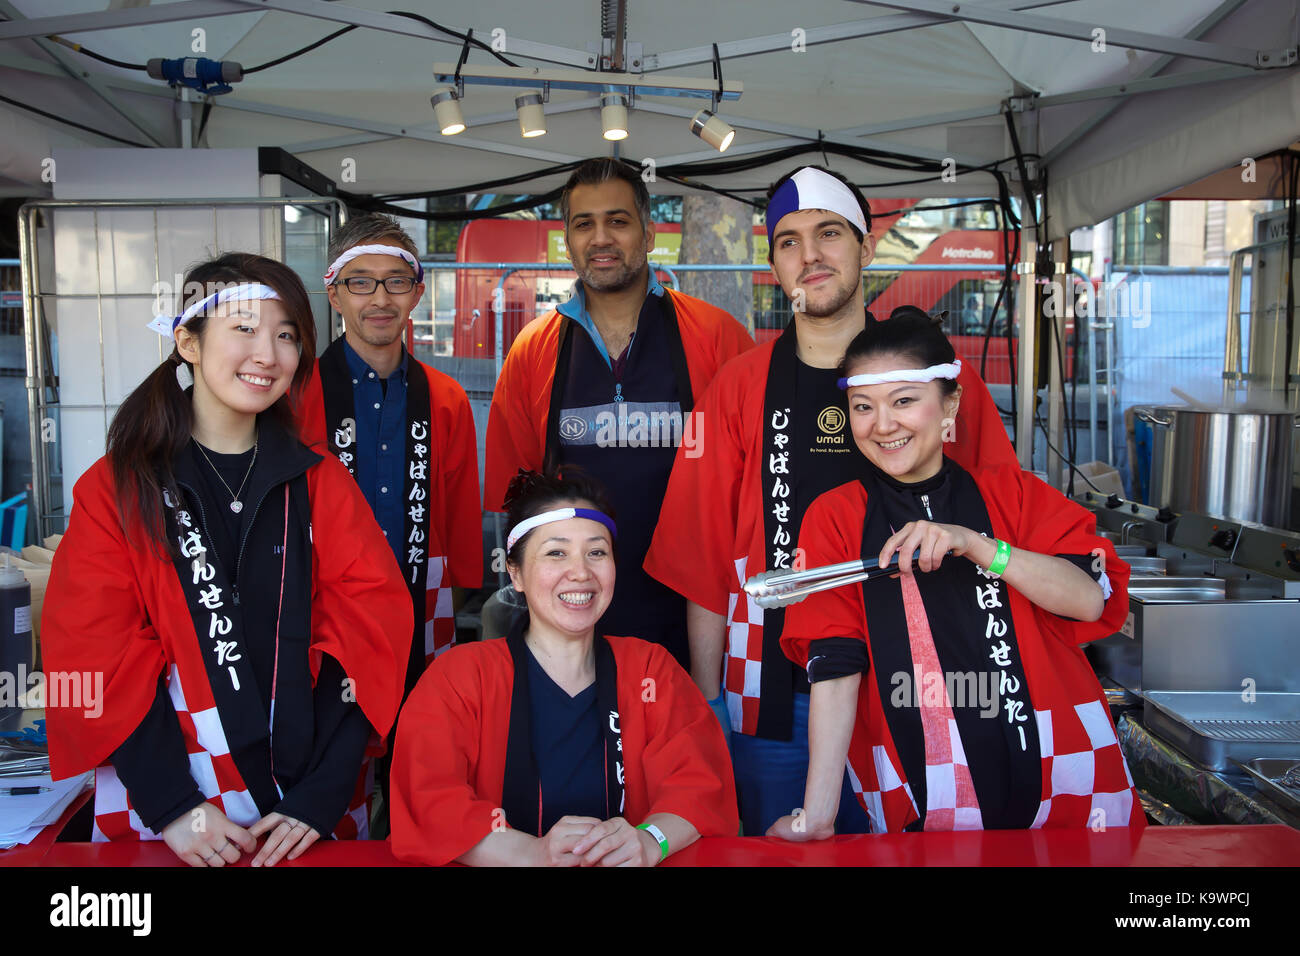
[42,459,168,780]
[427,367,483,587]
[292,362,326,450]
[636,642,739,835]
[644,359,752,615]
[779,484,871,670]
[483,317,558,513]
[389,645,505,866]
[307,455,412,741]
[992,465,1131,646]
[671,290,755,391]
[949,361,1017,473]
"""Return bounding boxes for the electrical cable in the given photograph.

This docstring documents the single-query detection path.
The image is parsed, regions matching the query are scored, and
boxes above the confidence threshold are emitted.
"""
[243,24,357,74]
[0,92,150,147]
[46,34,147,70]
[40,8,521,79]
[1035,404,1104,493]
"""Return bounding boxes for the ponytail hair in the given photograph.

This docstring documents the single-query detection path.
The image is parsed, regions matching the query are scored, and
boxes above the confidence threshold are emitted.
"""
[107,253,317,554]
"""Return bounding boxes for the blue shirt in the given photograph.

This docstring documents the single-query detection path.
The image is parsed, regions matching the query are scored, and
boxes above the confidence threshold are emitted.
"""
[556,271,665,369]
[340,338,408,570]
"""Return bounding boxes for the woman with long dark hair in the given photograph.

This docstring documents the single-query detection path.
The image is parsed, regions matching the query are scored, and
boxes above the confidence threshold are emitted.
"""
[43,252,411,865]
[770,308,1141,837]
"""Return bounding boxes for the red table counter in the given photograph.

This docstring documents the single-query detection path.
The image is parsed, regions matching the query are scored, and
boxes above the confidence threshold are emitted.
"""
[12,824,1300,866]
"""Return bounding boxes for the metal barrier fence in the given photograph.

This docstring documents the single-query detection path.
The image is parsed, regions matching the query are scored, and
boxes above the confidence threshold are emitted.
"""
[8,247,1238,538]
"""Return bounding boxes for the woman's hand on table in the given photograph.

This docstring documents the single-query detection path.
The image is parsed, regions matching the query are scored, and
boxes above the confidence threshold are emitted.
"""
[767,811,834,842]
[879,521,990,576]
[570,816,660,867]
[532,815,601,867]
[161,801,257,867]
[249,812,321,867]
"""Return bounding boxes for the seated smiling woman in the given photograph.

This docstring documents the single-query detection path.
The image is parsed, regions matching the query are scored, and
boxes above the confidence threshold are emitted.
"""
[768,309,1142,837]
[390,469,737,866]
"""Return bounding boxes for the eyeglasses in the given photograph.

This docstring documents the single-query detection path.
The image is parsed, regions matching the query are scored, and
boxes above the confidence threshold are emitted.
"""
[337,275,418,295]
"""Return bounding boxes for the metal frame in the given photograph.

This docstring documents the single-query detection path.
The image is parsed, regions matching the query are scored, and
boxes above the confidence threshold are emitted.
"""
[18,196,344,540]
[1042,0,1253,165]
[853,0,1294,68]
[0,0,165,147]
[644,0,1084,70]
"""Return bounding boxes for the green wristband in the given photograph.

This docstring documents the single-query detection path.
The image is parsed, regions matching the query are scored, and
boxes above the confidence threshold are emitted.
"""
[988,538,1011,577]
[637,822,669,861]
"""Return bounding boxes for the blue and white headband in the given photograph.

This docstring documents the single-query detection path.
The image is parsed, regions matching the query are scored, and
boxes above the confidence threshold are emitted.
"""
[147,282,281,338]
[323,243,424,285]
[507,507,618,553]
[765,167,869,247]
[838,359,962,390]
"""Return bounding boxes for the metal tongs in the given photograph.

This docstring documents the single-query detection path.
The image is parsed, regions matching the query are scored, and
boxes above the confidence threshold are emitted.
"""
[744,549,923,609]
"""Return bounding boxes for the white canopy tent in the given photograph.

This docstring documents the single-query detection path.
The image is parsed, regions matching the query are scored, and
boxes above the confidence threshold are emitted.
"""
[1,0,1297,500]
[0,0,1295,237]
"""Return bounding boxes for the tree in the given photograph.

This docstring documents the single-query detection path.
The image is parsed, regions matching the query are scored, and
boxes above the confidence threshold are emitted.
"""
[678,194,753,333]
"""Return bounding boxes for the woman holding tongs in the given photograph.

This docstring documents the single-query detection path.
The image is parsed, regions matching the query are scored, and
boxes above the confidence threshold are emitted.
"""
[758,308,1142,836]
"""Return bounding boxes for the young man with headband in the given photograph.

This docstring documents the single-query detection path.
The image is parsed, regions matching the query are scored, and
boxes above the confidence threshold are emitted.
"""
[485,158,753,672]
[645,165,1018,836]
[296,214,482,831]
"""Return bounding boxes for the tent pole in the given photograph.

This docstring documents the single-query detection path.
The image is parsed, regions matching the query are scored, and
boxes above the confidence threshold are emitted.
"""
[1048,242,1070,489]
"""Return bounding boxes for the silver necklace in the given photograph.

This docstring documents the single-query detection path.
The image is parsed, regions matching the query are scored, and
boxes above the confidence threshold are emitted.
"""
[195,434,258,513]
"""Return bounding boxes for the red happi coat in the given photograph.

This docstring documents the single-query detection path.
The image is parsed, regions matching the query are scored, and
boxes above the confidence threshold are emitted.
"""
[43,454,412,841]
[296,350,482,663]
[483,289,754,512]
[645,336,1016,737]
[781,464,1143,832]
[388,635,739,866]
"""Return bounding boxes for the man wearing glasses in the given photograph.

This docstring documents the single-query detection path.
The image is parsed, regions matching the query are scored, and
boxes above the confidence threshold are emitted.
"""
[296,214,482,835]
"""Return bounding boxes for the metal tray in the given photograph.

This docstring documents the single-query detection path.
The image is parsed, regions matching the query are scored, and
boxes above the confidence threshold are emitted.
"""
[1126,557,1167,576]
[1128,578,1227,602]
[1233,758,1300,818]
[1142,691,1300,771]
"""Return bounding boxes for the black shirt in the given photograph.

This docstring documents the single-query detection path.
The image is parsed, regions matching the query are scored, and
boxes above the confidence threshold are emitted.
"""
[527,647,606,832]
[109,439,371,837]
[788,358,861,693]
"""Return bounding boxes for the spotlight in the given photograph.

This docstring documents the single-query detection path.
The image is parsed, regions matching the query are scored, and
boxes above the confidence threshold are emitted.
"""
[690,108,734,152]
[600,92,629,141]
[515,93,547,138]
[430,86,466,135]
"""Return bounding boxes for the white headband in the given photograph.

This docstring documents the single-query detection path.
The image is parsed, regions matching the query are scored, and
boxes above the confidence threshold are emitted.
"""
[147,282,281,338]
[766,166,869,245]
[506,507,618,553]
[323,243,423,285]
[839,359,962,388]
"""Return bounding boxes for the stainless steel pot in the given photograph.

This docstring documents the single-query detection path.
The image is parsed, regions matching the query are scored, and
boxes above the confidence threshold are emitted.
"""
[1137,405,1297,529]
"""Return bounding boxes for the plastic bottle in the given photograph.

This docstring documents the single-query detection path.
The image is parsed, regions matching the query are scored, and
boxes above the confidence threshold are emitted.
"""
[479,585,527,641]
[0,553,32,731]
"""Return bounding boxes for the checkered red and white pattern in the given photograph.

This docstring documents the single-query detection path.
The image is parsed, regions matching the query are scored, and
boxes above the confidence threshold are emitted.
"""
[1029,699,1137,829]
[845,696,1138,833]
[92,663,377,843]
[330,758,374,840]
[900,573,983,831]
[91,664,259,842]
[845,744,920,834]
[723,557,765,735]
[423,554,456,662]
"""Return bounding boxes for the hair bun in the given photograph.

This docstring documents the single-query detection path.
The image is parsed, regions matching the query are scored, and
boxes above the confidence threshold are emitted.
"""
[503,468,546,511]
